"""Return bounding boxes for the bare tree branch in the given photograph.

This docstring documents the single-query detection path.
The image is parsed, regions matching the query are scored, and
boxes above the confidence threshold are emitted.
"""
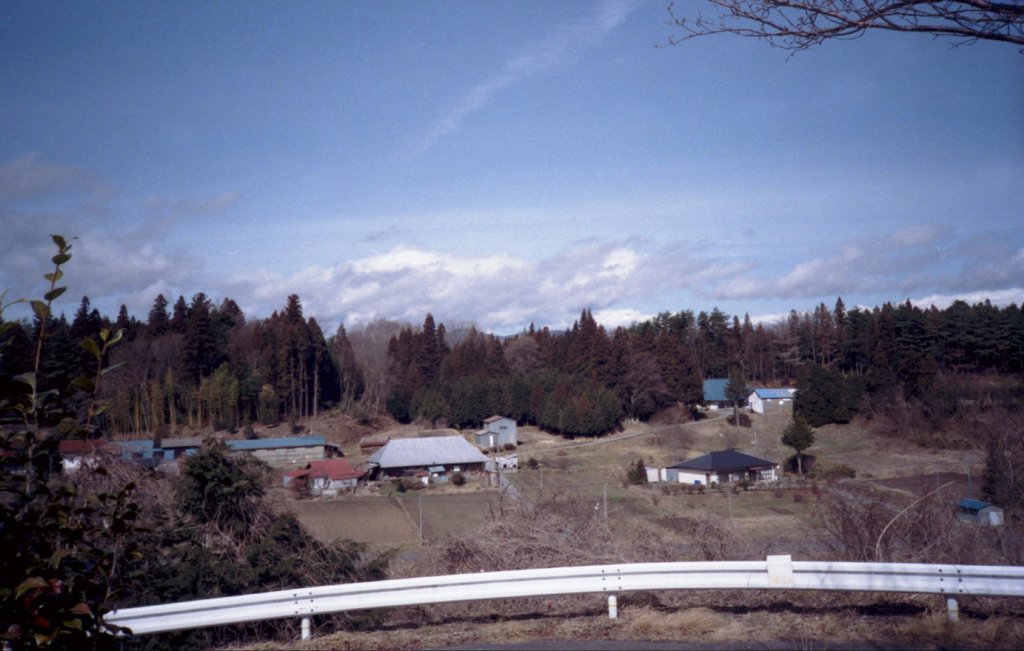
[667,1,1024,51]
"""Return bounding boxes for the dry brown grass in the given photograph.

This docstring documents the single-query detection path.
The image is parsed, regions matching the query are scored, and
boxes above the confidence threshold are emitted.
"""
[898,612,1024,650]
[227,598,1024,651]
[625,605,723,639]
[230,411,1024,650]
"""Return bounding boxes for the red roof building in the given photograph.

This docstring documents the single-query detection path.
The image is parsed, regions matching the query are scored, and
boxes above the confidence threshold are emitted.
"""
[284,458,366,496]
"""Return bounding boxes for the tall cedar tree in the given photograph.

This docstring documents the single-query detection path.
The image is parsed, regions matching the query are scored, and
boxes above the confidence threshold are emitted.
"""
[782,416,815,475]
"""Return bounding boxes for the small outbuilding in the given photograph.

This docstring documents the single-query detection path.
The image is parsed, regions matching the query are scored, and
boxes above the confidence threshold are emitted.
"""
[670,449,778,485]
[157,436,203,460]
[956,498,1004,526]
[284,458,366,497]
[474,415,518,449]
[702,378,732,410]
[58,439,109,474]
[747,388,796,415]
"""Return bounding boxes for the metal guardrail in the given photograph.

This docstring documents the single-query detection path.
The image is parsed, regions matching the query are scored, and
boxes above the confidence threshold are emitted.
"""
[106,555,1024,640]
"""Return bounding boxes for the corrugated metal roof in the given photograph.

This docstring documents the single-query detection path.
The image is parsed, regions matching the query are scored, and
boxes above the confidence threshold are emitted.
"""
[703,379,730,403]
[160,436,203,449]
[58,439,108,455]
[115,440,154,452]
[227,435,325,451]
[751,388,796,400]
[307,459,365,481]
[671,449,776,472]
[958,498,995,511]
[366,436,488,469]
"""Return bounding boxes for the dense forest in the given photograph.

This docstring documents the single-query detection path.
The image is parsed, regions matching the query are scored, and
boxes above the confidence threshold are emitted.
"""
[1,289,1021,439]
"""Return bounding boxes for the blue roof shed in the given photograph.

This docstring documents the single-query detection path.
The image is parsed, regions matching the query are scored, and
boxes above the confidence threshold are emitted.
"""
[703,379,730,403]
[226,435,326,451]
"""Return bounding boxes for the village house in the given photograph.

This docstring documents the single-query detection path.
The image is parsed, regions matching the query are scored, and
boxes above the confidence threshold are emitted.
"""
[747,387,796,415]
[57,439,109,474]
[366,435,488,482]
[283,458,366,497]
[225,435,334,468]
[474,415,517,449]
[702,378,733,410]
[670,449,779,485]
[155,436,203,460]
[56,434,339,473]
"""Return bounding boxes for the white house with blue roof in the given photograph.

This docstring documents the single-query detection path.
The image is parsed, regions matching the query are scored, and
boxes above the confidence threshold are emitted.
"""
[747,387,796,415]
[702,378,733,409]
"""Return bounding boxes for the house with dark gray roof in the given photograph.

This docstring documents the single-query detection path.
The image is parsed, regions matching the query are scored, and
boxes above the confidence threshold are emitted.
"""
[366,435,488,480]
[670,449,778,485]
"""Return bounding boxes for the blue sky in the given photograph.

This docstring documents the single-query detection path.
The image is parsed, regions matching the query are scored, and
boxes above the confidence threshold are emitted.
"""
[1,0,1021,335]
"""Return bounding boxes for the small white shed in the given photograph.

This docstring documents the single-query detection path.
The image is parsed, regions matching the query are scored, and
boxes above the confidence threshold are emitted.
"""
[956,498,1004,526]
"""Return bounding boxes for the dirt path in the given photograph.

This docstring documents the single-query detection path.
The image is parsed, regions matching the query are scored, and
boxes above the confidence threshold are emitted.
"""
[525,412,728,457]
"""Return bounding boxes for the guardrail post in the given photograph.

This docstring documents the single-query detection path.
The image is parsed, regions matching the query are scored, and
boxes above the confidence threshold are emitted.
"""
[608,594,618,619]
[946,597,959,624]
[766,554,793,586]
[301,616,311,640]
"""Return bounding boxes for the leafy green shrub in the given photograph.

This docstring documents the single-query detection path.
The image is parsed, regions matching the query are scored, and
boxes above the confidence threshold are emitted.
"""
[0,235,137,650]
[451,471,466,487]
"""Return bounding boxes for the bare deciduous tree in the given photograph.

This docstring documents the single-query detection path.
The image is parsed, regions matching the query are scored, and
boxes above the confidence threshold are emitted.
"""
[667,1,1024,50]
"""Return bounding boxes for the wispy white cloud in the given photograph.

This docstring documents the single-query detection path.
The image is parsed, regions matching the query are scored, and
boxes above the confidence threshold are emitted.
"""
[412,0,642,154]
[0,152,105,201]
[712,224,977,302]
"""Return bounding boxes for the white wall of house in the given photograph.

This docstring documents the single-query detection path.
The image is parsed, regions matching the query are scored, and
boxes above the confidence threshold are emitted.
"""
[483,417,518,447]
[748,393,793,415]
[677,469,708,485]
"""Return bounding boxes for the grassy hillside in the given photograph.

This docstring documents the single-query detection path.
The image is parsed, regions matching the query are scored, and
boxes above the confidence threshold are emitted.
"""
[264,409,1024,650]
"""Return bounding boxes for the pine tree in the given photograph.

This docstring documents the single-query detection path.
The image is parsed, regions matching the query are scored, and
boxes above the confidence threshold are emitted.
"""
[147,294,170,336]
[724,368,748,426]
[170,295,189,334]
[782,416,815,475]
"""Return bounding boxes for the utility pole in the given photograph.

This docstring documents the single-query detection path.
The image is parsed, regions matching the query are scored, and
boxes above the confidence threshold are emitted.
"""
[603,483,608,525]
[418,495,423,545]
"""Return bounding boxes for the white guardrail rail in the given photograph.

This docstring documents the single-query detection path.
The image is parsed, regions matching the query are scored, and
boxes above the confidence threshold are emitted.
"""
[106,555,1024,640]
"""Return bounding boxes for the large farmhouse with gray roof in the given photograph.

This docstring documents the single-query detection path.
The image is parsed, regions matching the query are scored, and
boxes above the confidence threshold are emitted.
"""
[670,449,778,485]
[366,436,488,480]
